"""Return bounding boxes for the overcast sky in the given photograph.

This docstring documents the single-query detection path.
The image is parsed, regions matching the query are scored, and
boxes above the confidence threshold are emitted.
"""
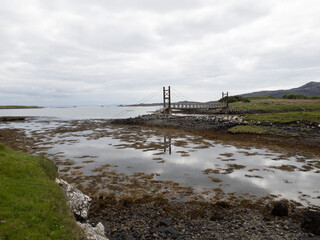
[1,0,320,106]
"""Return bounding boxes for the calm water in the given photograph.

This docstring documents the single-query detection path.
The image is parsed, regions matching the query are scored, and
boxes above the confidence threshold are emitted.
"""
[0,106,161,119]
[1,108,319,207]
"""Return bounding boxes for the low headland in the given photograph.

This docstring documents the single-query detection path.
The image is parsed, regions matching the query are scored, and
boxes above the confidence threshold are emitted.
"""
[0,105,41,109]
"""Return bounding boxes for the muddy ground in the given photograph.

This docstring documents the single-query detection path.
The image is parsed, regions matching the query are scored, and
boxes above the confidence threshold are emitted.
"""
[0,117,320,239]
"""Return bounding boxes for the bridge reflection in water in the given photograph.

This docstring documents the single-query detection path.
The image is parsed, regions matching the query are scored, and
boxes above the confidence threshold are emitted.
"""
[164,135,171,155]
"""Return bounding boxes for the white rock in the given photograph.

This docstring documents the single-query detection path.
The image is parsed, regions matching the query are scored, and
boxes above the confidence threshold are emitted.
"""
[78,222,109,240]
[55,178,91,220]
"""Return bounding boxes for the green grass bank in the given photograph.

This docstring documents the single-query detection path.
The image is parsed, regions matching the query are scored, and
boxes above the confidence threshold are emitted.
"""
[230,98,320,112]
[244,111,320,124]
[0,143,85,240]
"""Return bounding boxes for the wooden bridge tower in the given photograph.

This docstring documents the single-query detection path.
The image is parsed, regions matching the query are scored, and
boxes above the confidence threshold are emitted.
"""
[163,86,172,115]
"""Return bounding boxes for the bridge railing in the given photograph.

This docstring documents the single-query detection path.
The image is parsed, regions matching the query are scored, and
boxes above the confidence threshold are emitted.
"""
[171,102,227,109]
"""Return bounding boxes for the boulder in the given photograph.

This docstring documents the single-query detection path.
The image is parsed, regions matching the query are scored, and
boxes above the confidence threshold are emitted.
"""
[271,201,288,217]
[55,178,91,220]
[78,222,109,240]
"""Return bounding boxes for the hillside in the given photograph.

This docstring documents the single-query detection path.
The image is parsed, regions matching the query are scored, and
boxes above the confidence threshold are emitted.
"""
[240,81,320,98]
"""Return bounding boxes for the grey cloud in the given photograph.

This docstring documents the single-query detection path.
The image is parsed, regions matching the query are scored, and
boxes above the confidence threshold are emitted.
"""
[156,2,271,42]
[60,0,204,13]
[1,0,320,105]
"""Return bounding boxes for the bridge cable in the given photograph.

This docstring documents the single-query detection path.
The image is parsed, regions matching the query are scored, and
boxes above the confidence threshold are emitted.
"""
[171,92,187,102]
[171,87,195,102]
[108,87,163,119]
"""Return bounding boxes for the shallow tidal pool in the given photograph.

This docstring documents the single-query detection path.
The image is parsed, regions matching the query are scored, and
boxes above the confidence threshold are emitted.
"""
[2,118,320,207]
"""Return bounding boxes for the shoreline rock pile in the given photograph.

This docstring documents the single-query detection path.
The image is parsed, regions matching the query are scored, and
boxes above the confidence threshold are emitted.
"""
[112,114,246,130]
[55,178,109,240]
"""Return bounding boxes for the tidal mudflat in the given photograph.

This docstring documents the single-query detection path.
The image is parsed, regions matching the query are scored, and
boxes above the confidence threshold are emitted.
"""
[1,118,320,239]
[1,118,319,207]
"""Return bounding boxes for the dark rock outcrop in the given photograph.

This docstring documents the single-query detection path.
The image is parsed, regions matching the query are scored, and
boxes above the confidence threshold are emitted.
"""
[271,202,289,217]
[301,210,320,236]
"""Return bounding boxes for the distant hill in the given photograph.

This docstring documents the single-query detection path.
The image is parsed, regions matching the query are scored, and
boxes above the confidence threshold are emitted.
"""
[240,81,320,98]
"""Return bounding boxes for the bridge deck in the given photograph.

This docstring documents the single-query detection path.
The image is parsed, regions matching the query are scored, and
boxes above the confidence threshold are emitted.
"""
[171,102,227,109]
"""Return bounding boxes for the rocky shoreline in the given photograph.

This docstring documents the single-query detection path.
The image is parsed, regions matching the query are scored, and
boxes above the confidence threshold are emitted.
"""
[55,165,320,240]
[111,114,245,130]
[111,114,320,148]
[88,197,320,240]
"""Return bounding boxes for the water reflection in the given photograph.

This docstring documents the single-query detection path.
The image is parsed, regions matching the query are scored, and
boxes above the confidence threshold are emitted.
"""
[164,135,172,155]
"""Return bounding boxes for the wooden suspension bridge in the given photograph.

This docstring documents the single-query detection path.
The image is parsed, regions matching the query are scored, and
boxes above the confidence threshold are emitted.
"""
[162,86,229,114]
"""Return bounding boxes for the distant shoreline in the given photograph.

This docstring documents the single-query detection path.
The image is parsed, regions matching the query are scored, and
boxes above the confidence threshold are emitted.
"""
[0,105,42,109]
[120,103,162,107]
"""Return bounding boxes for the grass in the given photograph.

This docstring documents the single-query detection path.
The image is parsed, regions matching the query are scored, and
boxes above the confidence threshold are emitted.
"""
[0,143,85,240]
[230,99,320,112]
[0,106,41,109]
[244,111,320,124]
[228,125,268,134]
[247,95,280,100]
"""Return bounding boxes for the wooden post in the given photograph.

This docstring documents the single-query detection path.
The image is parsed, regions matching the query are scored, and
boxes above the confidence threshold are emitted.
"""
[168,86,171,110]
[163,87,166,109]
[222,91,229,114]
[163,86,171,115]
[226,92,229,108]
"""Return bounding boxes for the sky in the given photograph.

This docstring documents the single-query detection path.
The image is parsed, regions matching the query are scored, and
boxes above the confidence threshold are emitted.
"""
[1,0,320,106]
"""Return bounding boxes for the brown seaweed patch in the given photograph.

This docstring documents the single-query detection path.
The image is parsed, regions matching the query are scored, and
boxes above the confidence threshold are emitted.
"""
[248,168,260,172]
[92,164,118,172]
[220,153,234,158]
[76,155,98,159]
[299,165,313,171]
[70,170,83,176]
[193,145,210,149]
[226,164,246,170]
[173,140,188,147]
[176,150,188,154]
[245,174,263,179]
[59,167,71,173]
[237,151,259,156]
[314,162,320,169]
[55,159,75,166]
[114,144,128,149]
[263,168,276,173]
[283,180,293,184]
[268,165,297,172]
[153,152,163,156]
[181,153,190,157]
[202,169,220,174]
[82,160,95,163]
[209,176,223,183]
[220,158,236,162]
[72,165,85,170]
[296,157,307,163]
